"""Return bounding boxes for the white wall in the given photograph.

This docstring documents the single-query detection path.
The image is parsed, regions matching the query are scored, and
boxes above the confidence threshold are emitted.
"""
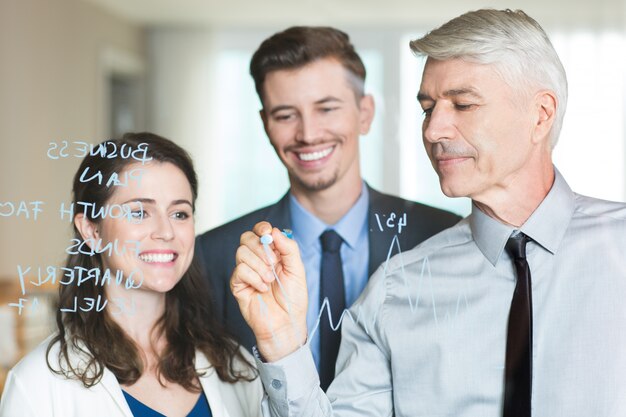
[0,0,144,279]
[147,6,626,230]
[2,0,625,273]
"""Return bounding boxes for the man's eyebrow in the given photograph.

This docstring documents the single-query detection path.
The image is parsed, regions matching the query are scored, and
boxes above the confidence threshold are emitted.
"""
[314,96,343,105]
[417,88,483,102]
[267,96,343,116]
[417,92,432,102]
[443,87,483,99]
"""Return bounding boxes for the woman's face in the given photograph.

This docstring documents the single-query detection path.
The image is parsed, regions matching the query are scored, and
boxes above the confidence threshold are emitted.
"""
[86,161,195,294]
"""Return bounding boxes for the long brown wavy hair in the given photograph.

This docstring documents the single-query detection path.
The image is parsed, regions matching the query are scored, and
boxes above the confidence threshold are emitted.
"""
[47,132,256,390]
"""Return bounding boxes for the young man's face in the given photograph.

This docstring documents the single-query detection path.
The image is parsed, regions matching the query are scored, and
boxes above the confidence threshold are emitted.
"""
[260,57,374,194]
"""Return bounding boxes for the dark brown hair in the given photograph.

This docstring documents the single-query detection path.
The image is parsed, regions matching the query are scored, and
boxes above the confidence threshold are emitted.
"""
[47,132,256,390]
[250,26,367,103]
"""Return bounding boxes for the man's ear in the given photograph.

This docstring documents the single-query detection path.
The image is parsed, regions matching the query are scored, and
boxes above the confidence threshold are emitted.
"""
[260,108,270,137]
[74,213,99,248]
[532,90,557,146]
[358,94,375,135]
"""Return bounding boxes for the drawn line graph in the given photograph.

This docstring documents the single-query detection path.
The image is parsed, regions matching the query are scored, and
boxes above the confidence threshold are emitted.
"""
[258,234,469,347]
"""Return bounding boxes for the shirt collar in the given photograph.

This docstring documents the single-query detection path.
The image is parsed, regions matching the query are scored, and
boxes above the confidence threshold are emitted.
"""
[470,168,575,265]
[289,182,369,249]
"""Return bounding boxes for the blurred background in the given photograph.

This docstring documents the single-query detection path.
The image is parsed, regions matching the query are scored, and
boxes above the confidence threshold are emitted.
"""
[1,0,625,393]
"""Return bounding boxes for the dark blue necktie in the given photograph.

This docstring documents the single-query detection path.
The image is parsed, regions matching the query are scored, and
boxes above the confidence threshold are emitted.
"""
[319,229,345,392]
[503,233,533,417]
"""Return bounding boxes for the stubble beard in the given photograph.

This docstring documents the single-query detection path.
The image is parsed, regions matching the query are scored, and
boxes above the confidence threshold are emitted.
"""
[290,167,340,192]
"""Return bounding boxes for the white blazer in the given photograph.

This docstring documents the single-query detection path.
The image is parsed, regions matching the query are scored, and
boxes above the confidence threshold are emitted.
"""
[0,337,263,417]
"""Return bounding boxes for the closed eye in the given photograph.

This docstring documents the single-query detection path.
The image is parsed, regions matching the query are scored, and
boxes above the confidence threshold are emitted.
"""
[274,113,295,121]
[455,103,476,111]
[418,97,434,118]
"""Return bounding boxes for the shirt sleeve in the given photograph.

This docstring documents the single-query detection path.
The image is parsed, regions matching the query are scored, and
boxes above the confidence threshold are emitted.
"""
[258,266,393,417]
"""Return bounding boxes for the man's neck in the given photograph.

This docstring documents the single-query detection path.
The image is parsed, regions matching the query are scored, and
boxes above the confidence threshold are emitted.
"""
[291,176,363,225]
[474,163,555,227]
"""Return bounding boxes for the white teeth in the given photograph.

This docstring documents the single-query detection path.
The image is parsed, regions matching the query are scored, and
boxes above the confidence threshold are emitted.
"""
[139,253,175,263]
[298,146,333,161]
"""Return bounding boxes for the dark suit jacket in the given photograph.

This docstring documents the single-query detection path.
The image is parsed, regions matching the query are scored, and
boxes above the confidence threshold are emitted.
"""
[195,186,461,352]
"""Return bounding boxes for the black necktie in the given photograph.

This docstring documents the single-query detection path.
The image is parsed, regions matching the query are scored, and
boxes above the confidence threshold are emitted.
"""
[319,229,345,391]
[503,233,533,417]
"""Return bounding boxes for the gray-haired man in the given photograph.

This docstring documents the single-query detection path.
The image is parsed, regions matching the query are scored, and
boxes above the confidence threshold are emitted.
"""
[232,9,626,416]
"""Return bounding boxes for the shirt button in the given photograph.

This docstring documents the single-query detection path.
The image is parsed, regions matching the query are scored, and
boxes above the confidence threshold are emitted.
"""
[271,379,282,390]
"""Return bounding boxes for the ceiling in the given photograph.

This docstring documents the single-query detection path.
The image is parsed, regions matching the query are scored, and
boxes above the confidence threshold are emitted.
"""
[81,0,626,29]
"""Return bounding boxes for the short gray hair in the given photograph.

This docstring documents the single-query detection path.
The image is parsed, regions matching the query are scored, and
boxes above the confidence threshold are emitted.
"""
[410,9,568,147]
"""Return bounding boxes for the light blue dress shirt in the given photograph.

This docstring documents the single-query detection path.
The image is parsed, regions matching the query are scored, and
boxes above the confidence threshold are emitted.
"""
[289,182,369,371]
[258,169,626,416]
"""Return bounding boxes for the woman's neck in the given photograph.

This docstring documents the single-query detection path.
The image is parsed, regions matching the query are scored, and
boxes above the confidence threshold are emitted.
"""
[105,284,167,357]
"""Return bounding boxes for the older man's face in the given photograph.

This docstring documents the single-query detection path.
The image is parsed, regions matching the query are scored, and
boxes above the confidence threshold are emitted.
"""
[418,58,537,203]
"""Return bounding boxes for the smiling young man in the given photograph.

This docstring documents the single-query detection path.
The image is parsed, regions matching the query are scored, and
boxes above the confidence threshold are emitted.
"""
[195,26,460,390]
[229,10,626,417]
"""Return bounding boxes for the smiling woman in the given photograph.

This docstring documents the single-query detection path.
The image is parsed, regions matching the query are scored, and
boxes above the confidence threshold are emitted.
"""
[0,133,262,417]
[75,160,197,295]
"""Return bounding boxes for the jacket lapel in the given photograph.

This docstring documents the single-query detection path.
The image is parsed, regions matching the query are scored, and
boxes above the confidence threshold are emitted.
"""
[264,192,292,230]
[196,351,230,417]
[67,340,134,417]
[98,366,135,417]
[367,185,397,276]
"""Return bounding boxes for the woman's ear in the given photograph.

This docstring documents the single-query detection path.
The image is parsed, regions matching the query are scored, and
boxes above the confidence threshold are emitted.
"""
[74,213,99,245]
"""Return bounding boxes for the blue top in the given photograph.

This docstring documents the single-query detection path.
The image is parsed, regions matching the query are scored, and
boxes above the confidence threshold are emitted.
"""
[289,181,370,370]
[122,390,212,417]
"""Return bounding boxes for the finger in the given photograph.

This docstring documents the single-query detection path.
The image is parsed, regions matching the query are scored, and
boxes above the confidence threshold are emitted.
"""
[252,221,273,238]
[239,230,276,265]
[236,245,275,283]
[270,227,304,275]
[231,262,269,293]
[253,222,279,264]
[240,230,259,246]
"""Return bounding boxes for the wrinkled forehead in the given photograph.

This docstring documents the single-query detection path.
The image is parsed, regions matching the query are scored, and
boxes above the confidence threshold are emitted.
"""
[419,58,501,94]
[420,56,538,103]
